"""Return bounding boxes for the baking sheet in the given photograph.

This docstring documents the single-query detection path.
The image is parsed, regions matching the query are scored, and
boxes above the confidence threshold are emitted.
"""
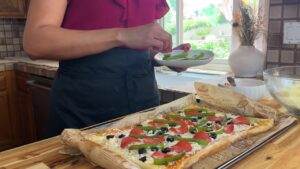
[82,94,298,169]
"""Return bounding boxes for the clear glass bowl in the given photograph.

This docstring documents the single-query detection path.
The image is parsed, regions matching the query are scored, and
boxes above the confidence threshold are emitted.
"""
[263,66,300,116]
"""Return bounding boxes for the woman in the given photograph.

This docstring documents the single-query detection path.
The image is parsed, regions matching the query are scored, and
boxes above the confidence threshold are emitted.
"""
[24,0,190,137]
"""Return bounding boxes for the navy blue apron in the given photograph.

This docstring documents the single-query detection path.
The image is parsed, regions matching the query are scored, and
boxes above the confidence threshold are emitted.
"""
[47,48,160,137]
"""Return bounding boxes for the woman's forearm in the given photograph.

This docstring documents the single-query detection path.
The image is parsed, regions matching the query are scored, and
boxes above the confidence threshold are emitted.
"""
[24,26,123,60]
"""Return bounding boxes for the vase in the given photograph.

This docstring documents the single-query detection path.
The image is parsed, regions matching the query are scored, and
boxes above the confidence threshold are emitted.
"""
[228,46,264,78]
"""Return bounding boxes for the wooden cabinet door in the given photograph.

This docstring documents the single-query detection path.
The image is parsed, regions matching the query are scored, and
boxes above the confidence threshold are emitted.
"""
[16,71,36,143]
[0,91,14,151]
[0,0,27,18]
[0,71,23,151]
[6,71,23,147]
[18,91,36,143]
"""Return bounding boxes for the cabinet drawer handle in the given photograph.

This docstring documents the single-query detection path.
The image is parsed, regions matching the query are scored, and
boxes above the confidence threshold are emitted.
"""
[26,80,51,91]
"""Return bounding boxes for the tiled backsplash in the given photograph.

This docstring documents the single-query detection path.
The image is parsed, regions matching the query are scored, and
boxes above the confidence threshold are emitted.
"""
[267,0,300,68]
[0,18,26,59]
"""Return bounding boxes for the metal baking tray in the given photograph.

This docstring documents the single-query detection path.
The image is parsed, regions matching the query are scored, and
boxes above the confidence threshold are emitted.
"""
[217,119,297,169]
[81,108,298,169]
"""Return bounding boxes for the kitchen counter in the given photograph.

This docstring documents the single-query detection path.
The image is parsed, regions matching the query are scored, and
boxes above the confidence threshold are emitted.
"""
[1,57,59,78]
[0,57,226,93]
[0,121,299,169]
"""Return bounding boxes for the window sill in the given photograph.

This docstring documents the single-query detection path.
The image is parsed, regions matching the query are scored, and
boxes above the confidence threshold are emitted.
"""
[155,69,226,94]
[188,59,231,74]
[156,59,231,76]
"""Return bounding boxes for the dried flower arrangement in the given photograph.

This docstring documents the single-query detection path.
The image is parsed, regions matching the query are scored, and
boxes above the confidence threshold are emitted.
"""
[233,0,265,46]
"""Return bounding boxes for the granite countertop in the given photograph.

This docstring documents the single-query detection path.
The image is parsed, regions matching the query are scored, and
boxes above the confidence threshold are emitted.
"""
[0,57,225,93]
[0,57,59,78]
[0,59,18,71]
[0,57,58,69]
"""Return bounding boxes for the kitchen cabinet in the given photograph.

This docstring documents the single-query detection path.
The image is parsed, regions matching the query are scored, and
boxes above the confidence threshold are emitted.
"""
[0,90,12,151]
[15,71,36,144]
[16,71,53,143]
[0,70,52,150]
[0,71,22,151]
[27,75,52,140]
[0,0,29,18]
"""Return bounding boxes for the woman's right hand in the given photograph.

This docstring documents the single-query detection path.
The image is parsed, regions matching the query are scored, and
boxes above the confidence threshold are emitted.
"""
[118,23,172,53]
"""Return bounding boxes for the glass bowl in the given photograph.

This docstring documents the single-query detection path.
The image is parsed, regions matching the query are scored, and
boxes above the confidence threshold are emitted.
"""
[263,66,300,116]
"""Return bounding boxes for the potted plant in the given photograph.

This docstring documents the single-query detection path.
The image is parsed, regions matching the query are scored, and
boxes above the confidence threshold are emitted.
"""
[229,1,265,77]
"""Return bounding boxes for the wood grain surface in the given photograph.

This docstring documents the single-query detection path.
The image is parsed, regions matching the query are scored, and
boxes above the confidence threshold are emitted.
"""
[0,122,299,169]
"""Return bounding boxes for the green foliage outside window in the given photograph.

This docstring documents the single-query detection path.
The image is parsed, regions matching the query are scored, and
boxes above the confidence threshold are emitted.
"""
[183,19,212,32]
[190,38,230,60]
[165,0,232,59]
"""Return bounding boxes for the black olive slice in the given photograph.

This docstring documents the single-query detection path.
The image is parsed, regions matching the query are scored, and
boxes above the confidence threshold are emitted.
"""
[166,136,175,142]
[139,156,147,162]
[118,134,125,138]
[106,135,114,140]
[161,147,171,153]
[210,132,217,139]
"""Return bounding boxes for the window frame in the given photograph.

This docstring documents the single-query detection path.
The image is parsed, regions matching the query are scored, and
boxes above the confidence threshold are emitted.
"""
[160,0,269,73]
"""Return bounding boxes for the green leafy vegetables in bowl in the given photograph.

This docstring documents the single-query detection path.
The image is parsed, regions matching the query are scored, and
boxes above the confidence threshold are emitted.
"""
[162,51,205,61]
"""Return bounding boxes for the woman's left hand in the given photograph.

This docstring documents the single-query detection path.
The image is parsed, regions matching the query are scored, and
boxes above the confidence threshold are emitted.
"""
[168,43,191,72]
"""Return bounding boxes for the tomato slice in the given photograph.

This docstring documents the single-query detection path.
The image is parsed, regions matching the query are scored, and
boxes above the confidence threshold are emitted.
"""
[176,119,195,126]
[224,123,234,134]
[193,131,211,142]
[177,124,189,134]
[183,120,195,126]
[170,127,177,133]
[129,127,144,136]
[143,136,165,144]
[207,115,223,122]
[151,151,169,158]
[156,135,165,142]
[148,121,165,128]
[170,127,188,134]
[233,116,249,125]
[120,137,140,148]
[170,121,189,134]
[170,141,192,153]
[184,110,199,116]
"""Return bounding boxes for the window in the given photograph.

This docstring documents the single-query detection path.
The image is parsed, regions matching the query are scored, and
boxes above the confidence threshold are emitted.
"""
[163,0,232,60]
[161,0,268,73]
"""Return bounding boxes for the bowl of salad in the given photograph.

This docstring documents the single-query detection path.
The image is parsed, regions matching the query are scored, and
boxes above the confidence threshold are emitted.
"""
[263,66,300,116]
[154,49,214,69]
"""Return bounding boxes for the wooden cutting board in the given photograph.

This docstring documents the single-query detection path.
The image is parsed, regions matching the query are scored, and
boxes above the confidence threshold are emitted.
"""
[0,122,299,169]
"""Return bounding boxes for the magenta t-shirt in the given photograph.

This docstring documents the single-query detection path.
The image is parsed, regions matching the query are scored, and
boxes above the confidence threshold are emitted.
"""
[62,0,169,30]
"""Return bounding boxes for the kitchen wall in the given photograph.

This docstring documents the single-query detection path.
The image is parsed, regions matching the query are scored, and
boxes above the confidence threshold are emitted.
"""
[267,0,300,68]
[0,18,26,59]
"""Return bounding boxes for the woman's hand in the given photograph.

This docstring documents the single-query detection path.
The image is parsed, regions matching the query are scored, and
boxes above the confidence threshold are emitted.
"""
[118,23,172,53]
[168,43,191,72]
[173,43,191,52]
